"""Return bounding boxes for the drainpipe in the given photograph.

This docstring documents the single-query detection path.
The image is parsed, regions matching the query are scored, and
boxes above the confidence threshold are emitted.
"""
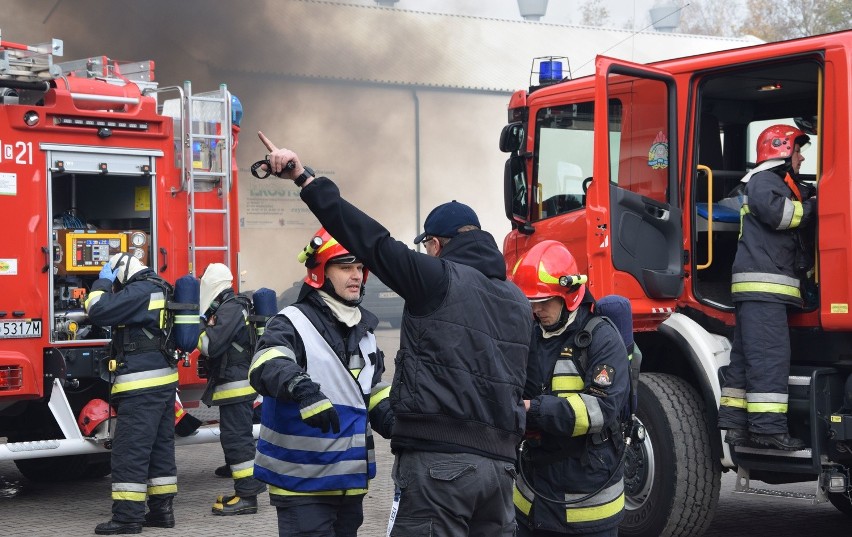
[412,89,422,251]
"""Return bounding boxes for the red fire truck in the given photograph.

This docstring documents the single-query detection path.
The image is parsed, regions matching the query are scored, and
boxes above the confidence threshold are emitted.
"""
[0,34,244,480]
[501,30,852,536]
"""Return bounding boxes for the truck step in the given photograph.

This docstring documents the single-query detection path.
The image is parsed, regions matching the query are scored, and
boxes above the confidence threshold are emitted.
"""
[733,467,818,502]
[734,445,812,458]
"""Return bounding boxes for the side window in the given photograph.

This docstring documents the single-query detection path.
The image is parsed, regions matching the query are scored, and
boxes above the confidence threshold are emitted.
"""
[532,103,595,221]
[747,118,819,177]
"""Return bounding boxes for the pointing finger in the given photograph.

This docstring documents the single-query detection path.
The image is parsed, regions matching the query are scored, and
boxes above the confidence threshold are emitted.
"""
[257,131,278,152]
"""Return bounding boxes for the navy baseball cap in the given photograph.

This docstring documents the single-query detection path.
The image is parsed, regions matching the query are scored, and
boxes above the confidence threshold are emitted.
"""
[413,200,481,244]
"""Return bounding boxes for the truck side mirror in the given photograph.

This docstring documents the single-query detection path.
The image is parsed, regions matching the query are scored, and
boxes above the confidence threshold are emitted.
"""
[504,155,534,235]
[499,122,525,153]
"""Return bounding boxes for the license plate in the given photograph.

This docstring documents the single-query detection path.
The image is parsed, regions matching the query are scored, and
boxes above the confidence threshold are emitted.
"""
[0,319,43,339]
[379,291,399,299]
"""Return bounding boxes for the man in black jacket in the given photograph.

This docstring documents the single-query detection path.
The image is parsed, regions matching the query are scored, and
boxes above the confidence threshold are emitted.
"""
[258,132,533,536]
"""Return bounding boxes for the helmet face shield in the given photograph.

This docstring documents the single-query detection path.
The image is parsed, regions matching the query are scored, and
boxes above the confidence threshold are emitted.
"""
[510,240,586,312]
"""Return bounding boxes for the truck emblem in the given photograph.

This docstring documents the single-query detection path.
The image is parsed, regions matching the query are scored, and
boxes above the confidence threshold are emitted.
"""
[648,131,669,169]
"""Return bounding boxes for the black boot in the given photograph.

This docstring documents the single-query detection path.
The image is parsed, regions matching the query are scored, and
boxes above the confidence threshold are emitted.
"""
[94,520,142,535]
[751,431,806,451]
[212,494,258,516]
[723,428,749,447]
[214,464,231,478]
[145,497,175,528]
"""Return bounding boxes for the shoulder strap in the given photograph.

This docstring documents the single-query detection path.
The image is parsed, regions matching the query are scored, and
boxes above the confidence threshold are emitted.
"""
[573,314,610,373]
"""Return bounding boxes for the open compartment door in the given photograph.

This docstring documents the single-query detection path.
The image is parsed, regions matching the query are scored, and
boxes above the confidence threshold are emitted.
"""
[586,56,683,327]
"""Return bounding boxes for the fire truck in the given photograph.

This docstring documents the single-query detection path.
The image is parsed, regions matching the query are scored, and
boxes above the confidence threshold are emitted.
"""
[500,30,852,536]
[0,33,245,481]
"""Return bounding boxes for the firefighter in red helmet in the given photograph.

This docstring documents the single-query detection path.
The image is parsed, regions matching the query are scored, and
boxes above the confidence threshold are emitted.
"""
[718,124,817,450]
[248,228,394,536]
[511,240,629,537]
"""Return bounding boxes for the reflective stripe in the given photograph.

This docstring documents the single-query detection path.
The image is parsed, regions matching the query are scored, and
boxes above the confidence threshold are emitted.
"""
[564,393,590,436]
[732,272,800,288]
[250,346,297,375]
[747,392,788,403]
[552,375,584,392]
[147,476,177,486]
[720,396,747,409]
[565,480,625,523]
[198,331,210,355]
[255,452,367,480]
[112,368,178,395]
[777,198,804,230]
[147,484,178,496]
[369,382,391,411]
[300,398,334,420]
[721,387,746,399]
[148,291,166,311]
[731,271,801,299]
[112,482,147,501]
[212,379,256,402]
[85,289,105,310]
[174,314,197,325]
[513,482,533,516]
[232,460,255,480]
[747,402,788,413]
[259,424,366,452]
[268,485,368,497]
[581,393,604,433]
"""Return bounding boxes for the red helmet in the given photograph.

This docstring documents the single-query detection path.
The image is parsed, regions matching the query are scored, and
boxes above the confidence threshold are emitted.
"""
[77,399,116,436]
[301,228,369,288]
[755,124,810,164]
[511,240,586,311]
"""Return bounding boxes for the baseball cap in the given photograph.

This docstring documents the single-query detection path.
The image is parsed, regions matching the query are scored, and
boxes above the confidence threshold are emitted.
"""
[413,200,481,244]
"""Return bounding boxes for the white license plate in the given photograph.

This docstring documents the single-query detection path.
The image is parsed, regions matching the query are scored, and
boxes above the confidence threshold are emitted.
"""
[0,319,43,339]
[379,291,399,299]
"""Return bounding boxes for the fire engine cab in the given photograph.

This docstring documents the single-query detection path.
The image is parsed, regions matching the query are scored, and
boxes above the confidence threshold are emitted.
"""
[501,30,852,536]
[0,32,244,480]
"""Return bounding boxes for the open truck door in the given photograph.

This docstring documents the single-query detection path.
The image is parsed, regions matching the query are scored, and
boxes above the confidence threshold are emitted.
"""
[587,56,683,329]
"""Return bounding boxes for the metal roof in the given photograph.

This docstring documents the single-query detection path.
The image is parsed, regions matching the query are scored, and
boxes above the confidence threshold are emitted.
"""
[209,0,761,92]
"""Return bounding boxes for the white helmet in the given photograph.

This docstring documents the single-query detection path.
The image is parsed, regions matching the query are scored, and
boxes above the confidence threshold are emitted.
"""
[107,253,147,284]
[199,263,233,313]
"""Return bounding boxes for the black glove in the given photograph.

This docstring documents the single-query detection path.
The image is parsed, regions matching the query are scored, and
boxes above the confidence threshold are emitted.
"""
[290,375,340,434]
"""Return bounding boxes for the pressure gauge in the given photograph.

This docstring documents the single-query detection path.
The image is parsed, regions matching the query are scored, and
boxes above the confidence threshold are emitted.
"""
[109,238,121,249]
[130,232,146,247]
[133,249,145,259]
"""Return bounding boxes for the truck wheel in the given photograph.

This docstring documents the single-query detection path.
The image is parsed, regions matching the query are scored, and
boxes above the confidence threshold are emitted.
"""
[619,373,721,537]
[14,455,89,482]
[828,490,852,518]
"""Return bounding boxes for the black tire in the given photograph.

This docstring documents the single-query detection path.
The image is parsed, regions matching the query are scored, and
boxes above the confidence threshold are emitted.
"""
[828,490,852,518]
[14,455,90,482]
[620,373,721,537]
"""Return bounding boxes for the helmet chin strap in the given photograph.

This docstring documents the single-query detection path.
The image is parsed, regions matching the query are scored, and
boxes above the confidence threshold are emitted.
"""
[111,253,133,285]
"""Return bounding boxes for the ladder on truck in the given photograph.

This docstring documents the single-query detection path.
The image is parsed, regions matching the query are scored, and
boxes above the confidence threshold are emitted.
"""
[158,82,235,275]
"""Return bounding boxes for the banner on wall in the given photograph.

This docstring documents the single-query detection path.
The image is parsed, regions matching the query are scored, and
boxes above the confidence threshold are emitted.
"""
[240,172,329,229]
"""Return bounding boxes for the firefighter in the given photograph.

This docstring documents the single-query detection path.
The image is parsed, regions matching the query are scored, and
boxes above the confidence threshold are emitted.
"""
[718,124,817,451]
[248,229,394,537]
[85,253,179,535]
[510,241,630,537]
[198,263,267,515]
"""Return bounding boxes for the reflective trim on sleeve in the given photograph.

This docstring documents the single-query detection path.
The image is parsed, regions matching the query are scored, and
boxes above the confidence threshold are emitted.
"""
[85,289,105,311]
[369,382,391,411]
[148,291,166,311]
[249,345,297,375]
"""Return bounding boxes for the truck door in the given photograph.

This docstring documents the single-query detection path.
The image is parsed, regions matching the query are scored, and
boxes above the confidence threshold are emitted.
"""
[587,57,682,322]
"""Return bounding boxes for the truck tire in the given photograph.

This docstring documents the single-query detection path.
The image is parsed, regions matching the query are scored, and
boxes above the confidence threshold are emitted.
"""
[620,373,721,537]
[14,455,89,482]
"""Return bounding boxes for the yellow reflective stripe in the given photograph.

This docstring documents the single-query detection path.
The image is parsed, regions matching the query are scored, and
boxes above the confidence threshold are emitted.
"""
[538,261,559,284]
[566,492,624,523]
[112,491,146,501]
[513,485,532,515]
[301,399,333,419]
[85,289,105,310]
[175,408,186,419]
[552,376,584,392]
[369,384,391,411]
[268,485,368,497]
[731,282,801,298]
[148,484,178,496]
[249,347,291,376]
[149,296,165,310]
[564,393,590,437]
[212,383,256,401]
[747,402,788,413]
[112,371,179,395]
[789,200,804,228]
[232,466,254,479]
[719,396,747,409]
[174,314,197,325]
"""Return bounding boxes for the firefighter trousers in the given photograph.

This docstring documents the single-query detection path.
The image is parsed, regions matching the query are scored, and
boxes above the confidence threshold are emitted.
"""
[110,389,177,523]
[219,400,266,497]
[718,301,791,434]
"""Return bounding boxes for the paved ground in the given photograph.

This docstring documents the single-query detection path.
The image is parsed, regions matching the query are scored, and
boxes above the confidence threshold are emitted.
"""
[1,327,850,535]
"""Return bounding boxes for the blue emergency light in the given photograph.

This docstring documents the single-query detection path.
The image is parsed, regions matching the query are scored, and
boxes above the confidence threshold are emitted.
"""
[539,60,563,84]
